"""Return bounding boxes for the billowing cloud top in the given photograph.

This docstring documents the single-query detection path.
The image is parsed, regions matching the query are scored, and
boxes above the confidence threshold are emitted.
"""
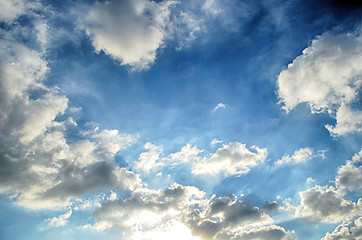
[277,28,362,136]
[83,0,175,70]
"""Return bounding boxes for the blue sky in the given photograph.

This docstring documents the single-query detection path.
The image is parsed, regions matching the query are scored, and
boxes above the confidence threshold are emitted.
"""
[0,0,361,239]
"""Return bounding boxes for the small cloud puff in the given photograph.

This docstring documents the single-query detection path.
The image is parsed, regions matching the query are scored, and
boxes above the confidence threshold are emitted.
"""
[212,102,226,112]
[276,148,314,165]
[211,138,223,145]
[47,210,72,228]
[192,142,267,176]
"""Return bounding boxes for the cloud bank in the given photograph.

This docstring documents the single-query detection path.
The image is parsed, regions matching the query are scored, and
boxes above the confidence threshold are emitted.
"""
[0,34,139,209]
[277,28,362,136]
[88,183,293,240]
[134,142,267,177]
[83,0,175,70]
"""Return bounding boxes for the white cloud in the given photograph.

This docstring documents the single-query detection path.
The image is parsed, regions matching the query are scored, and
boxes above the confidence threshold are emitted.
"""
[83,0,175,70]
[276,148,314,165]
[322,216,362,240]
[135,142,164,173]
[296,185,359,223]
[336,149,362,192]
[0,0,26,24]
[293,149,362,227]
[92,129,137,159]
[34,20,49,47]
[87,183,292,240]
[306,177,315,184]
[192,142,267,176]
[0,39,140,210]
[0,41,48,103]
[134,142,203,173]
[134,141,267,177]
[168,143,203,164]
[211,138,223,145]
[325,103,362,136]
[212,103,226,112]
[47,210,72,228]
[20,94,68,144]
[230,225,294,240]
[277,28,362,136]
[87,183,205,232]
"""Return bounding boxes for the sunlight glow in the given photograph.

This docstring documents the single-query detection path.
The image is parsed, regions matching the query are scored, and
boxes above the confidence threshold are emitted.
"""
[134,220,200,240]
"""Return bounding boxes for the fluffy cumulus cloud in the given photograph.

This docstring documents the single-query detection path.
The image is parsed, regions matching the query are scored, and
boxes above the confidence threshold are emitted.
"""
[0,40,48,103]
[325,103,362,137]
[296,185,359,223]
[135,142,203,173]
[83,0,175,70]
[47,209,73,228]
[0,121,140,209]
[135,142,164,173]
[87,183,205,233]
[0,13,140,209]
[277,27,362,136]
[322,217,362,240]
[295,149,362,226]
[134,142,266,177]
[336,149,362,192]
[192,142,267,176]
[88,183,293,240]
[276,148,314,165]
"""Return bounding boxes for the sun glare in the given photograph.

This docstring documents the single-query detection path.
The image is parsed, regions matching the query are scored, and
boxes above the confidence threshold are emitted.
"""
[134,220,200,240]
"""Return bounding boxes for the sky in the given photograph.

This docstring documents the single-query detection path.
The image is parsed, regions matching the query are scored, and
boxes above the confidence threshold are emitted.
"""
[0,0,362,239]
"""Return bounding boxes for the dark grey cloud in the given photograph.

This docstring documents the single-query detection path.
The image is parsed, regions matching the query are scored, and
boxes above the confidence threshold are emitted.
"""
[43,161,139,199]
[263,201,278,214]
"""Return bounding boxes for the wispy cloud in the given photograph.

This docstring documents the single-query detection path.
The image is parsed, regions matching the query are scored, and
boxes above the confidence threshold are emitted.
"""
[211,138,223,145]
[212,103,226,112]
